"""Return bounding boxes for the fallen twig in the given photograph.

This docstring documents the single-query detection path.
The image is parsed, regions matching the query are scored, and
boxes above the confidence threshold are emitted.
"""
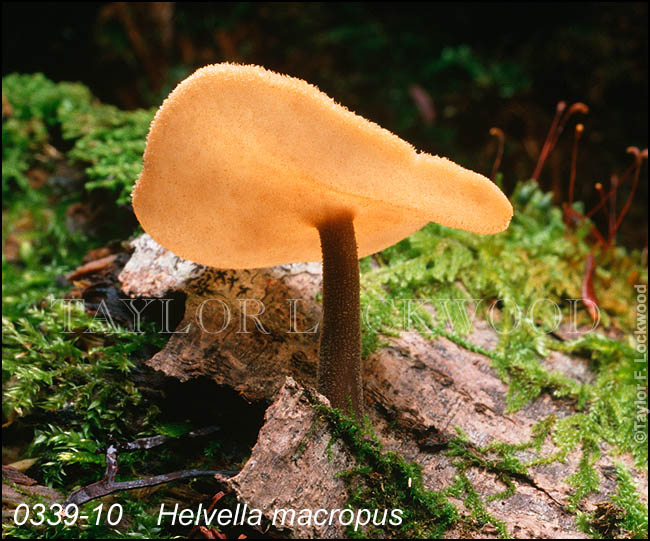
[65,426,238,506]
[66,254,118,281]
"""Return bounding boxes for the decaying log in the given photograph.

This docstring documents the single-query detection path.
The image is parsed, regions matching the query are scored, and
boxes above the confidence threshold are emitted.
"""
[119,234,322,400]
[2,467,63,524]
[111,235,647,539]
[228,378,354,539]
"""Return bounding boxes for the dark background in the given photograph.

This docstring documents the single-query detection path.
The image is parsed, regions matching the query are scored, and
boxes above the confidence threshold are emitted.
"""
[3,2,648,247]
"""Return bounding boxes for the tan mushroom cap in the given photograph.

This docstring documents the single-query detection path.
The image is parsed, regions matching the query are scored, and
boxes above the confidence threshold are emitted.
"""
[133,63,513,269]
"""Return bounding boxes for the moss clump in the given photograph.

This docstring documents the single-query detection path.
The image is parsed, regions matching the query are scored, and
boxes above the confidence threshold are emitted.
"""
[64,105,154,204]
[2,72,153,205]
[577,463,648,539]
[608,464,648,539]
[2,74,167,536]
[314,404,458,539]
[442,421,558,539]
[2,74,84,200]
[445,472,510,538]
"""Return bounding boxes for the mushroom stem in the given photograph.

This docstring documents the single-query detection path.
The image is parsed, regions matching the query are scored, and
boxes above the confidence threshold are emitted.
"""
[317,215,363,418]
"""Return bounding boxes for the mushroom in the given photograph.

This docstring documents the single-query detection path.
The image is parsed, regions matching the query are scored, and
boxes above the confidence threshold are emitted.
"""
[132,63,513,417]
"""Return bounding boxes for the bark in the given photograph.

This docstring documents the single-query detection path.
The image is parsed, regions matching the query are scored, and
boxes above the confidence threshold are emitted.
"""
[108,234,647,538]
[228,378,355,539]
[119,234,322,400]
[2,467,62,524]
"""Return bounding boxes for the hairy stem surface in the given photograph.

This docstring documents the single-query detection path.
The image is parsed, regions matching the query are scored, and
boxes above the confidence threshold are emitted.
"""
[317,215,363,417]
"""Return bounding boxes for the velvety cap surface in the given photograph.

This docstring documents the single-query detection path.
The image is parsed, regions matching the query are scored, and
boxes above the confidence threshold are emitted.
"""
[133,63,513,269]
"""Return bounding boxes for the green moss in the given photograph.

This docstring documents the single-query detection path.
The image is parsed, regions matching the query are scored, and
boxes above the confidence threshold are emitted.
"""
[1,74,167,527]
[314,404,458,538]
[293,417,324,460]
[577,463,648,539]
[2,72,153,205]
[609,463,649,538]
[442,424,556,539]
[446,472,510,538]
[65,105,154,204]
